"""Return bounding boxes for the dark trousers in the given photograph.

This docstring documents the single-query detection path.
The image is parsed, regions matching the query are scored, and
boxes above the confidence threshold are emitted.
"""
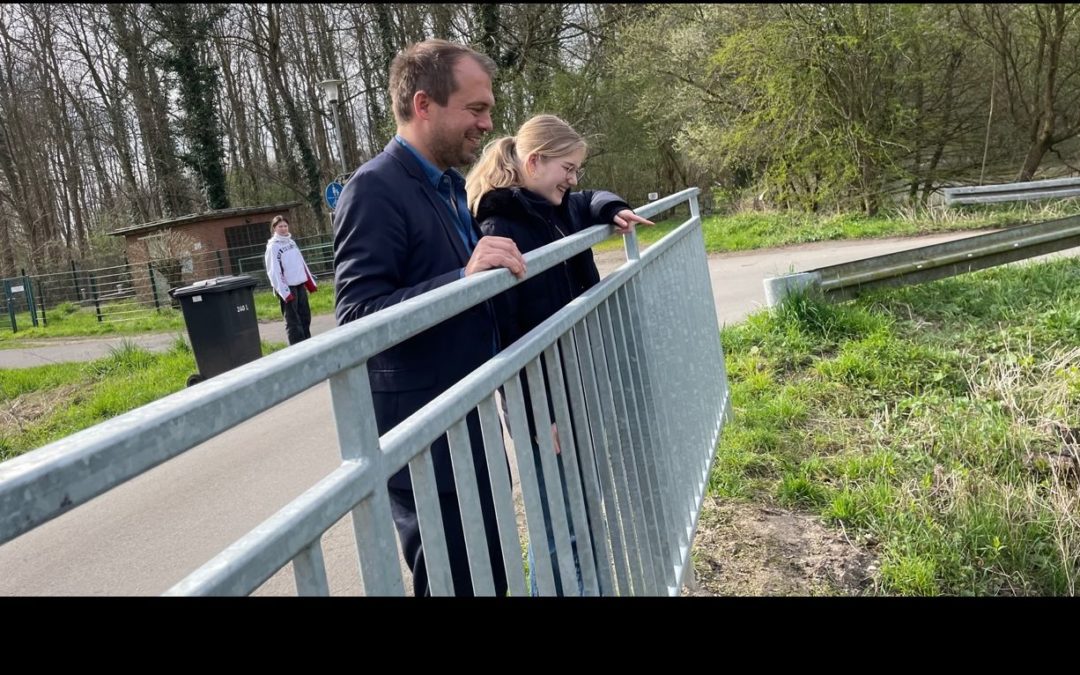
[388,484,509,597]
[279,284,311,345]
[529,439,594,596]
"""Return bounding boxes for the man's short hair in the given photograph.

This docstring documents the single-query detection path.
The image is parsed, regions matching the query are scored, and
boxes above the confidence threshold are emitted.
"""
[389,39,496,124]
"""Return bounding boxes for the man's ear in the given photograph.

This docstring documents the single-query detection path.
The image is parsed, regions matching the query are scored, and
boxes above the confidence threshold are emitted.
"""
[413,90,431,120]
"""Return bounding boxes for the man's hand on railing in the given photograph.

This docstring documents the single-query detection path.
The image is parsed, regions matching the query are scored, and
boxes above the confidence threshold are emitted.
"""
[613,209,654,235]
[464,236,527,279]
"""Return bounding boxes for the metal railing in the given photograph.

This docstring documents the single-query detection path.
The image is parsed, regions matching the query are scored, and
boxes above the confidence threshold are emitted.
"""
[0,188,730,596]
[764,213,1080,305]
[943,176,1080,205]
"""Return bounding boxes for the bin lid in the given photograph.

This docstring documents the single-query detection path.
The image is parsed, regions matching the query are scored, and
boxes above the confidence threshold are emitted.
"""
[170,275,258,298]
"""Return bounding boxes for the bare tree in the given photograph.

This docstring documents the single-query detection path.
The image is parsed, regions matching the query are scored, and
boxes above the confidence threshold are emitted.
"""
[960,4,1080,181]
[107,4,193,217]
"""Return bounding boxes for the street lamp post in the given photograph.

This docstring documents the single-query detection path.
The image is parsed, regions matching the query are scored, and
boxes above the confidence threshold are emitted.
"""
[317,78,348,176]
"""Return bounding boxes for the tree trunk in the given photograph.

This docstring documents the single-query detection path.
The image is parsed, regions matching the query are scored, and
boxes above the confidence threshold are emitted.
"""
[265,4,323,225]
[292,8,333,177]
[151,4,230,210]
[107,4,188,217]
[1016,117,1054,181]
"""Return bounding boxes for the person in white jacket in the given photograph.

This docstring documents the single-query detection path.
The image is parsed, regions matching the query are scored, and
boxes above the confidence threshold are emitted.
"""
[264,215,318,344]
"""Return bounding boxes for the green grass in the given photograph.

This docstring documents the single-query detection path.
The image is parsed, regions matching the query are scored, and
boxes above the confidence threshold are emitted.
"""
[0,337,287,462]
[714,255,1080,595]
[0,288,336,343]
[0,359,88,400]
[592,197,1080,254]
[252,286,335,321]
[0,301,185,342]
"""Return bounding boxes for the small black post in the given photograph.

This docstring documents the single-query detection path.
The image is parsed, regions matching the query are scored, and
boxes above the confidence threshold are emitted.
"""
[70,259,81,301]
[90,271,102,322]
[148,263,160,311]
[24,274,38,327]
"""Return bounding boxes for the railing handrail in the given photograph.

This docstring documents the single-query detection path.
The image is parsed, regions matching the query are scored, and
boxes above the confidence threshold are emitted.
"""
[764,213,1080,305]
[943,176,1080,205]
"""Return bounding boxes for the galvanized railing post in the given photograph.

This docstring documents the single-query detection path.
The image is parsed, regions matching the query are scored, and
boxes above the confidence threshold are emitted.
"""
[329,362,405,596]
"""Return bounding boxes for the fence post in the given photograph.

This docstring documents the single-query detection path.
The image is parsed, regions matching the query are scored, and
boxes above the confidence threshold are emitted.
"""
[23,274,38,328]
[19,268,37,328]
[148,263,160,311]
[90,270,102,322]
[70,259,82,301]
[4,280,15,332]
[36,278,47,327]
[216,250,224,277]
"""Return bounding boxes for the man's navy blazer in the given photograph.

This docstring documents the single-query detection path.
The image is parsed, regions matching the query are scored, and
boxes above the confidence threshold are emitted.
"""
[333,140,499,494]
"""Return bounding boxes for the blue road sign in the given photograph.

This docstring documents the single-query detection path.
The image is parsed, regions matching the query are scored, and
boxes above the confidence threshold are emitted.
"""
[325,181,344,210]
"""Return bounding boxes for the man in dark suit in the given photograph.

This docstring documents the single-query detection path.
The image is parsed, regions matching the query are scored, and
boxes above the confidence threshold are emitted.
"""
[333,39,526,596]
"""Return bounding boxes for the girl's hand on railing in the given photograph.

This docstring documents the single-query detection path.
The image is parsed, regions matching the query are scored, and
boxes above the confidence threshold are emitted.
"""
[613,209,654,234]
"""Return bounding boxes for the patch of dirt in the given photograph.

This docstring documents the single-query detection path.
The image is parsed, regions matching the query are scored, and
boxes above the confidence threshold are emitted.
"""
[593,249,638,279]
[1024,445,1080,484]
[684,496,878,596]
[0,383,84,438]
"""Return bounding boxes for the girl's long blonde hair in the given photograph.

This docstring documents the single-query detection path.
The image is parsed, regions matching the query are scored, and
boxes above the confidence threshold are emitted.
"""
[465,114,587,214]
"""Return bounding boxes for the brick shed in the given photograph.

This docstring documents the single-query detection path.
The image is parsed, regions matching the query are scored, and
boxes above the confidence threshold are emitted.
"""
[110,202,303,304]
